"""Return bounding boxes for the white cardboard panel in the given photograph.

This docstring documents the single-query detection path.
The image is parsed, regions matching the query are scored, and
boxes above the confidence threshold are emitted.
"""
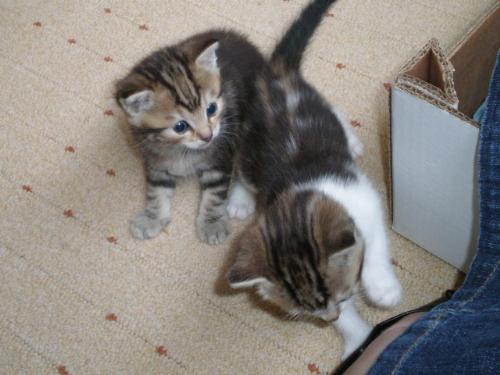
[391,87,479,271]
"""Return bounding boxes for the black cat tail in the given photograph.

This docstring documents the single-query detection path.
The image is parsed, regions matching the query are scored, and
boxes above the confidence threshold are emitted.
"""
[270,0,337,73]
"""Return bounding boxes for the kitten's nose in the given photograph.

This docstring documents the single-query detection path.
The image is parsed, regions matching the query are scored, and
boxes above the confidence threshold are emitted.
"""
[321,304,340,322]
[324,310,339,322]
[201,132,213,143]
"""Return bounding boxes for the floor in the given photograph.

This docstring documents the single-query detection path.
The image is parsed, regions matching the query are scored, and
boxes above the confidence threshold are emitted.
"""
[0,1,496,374]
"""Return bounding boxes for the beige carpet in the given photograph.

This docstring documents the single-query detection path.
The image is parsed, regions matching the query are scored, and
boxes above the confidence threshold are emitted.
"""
[0,1,495,374]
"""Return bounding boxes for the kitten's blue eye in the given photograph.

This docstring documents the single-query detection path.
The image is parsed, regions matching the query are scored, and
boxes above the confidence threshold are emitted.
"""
[206,102,217,117]
[173,120,189,134]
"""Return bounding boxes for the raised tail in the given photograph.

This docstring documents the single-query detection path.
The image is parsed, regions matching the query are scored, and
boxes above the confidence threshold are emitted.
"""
[270,0,336,72]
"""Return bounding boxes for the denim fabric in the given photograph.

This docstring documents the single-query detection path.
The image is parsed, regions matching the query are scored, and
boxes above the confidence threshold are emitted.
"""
[367,52,500,375]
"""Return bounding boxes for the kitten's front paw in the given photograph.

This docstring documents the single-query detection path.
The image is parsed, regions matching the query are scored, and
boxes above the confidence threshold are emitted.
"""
[227,184,256,220]
[129,213,170,240]
[342,323,371,360]
[363,269,402,308]
[227,196,255,220]
[196,216,230,245]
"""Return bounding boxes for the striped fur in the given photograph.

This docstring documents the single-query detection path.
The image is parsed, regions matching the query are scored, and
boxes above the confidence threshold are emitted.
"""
[115,30,265,243]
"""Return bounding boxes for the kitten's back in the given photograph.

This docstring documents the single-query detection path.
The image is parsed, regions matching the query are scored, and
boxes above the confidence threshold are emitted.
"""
[243,59,353,204]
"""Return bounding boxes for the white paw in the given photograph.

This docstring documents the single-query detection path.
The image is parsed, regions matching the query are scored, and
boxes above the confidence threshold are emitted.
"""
[130,213,169,240]
[342,323,371,360]
[196,216,230,245]
[227,183,256,220]
[363,269,402,308]
[227,199,255,220]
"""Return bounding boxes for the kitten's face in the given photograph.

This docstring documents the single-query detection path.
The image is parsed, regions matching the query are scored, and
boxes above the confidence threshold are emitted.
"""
[116,42,224,149]
[227,191,363,322]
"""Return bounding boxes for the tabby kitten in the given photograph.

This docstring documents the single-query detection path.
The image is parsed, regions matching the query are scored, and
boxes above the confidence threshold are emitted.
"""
[226,0,402,358]
[115,30,265,244]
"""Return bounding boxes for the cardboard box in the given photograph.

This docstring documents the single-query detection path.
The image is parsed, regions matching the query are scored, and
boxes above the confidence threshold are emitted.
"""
[390,5,500,272]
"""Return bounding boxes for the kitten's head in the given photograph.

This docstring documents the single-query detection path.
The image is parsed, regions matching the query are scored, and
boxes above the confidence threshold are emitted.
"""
[115,41,224,149]
[227,190,363,322]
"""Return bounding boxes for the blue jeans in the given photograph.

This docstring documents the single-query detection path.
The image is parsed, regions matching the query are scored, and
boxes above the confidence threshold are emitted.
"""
[368,52,500,375]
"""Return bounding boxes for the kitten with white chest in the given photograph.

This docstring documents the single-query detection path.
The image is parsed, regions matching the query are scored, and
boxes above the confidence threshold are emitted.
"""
[115,31,265,244]
[226,0,402,358]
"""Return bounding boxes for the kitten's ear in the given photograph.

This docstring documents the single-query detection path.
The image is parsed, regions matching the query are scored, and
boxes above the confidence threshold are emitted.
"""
[195,41,220,73]
[226,221,269,289]
[327,229,362,268]
[313,198,359,258]
[115,74,155,119]
[118,90,155,117]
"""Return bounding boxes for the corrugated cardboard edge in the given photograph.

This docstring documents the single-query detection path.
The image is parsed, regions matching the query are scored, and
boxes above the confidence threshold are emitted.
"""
[399,38,459,106]
[397,74,457,110]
